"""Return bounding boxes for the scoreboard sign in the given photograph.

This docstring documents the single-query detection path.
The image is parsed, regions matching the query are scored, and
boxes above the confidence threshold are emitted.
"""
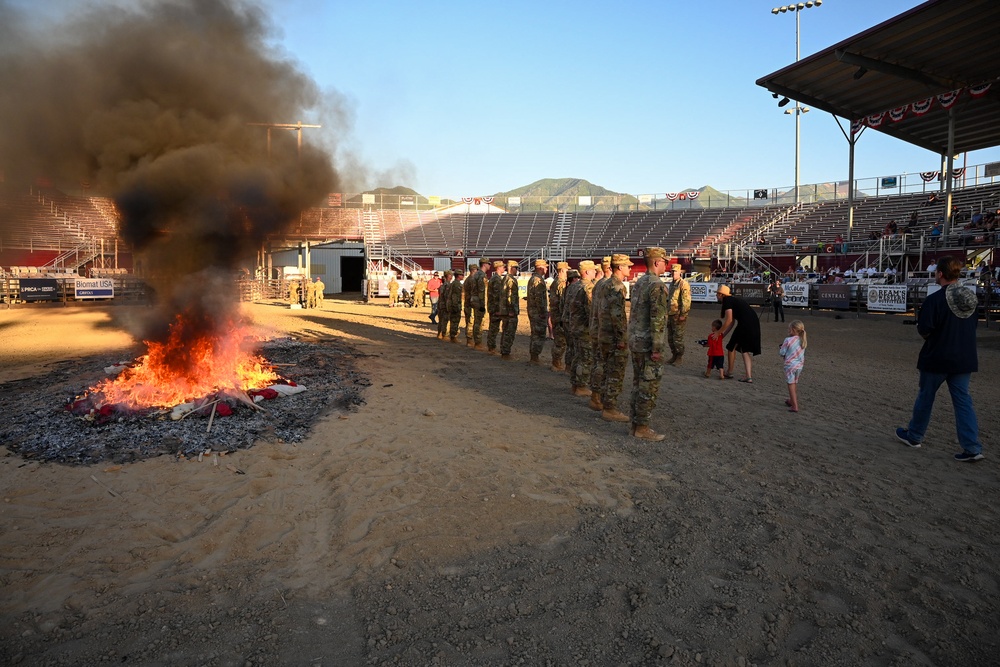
[75,278,115,300]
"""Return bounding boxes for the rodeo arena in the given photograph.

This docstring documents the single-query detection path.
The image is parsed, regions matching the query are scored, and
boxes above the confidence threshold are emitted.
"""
[2,2,1000,667]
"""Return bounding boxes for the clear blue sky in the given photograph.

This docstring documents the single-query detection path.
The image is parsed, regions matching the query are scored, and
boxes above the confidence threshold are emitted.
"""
[265,0,1000,197]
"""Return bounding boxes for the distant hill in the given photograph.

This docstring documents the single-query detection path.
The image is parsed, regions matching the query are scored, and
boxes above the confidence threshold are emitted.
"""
[492,178,638,211]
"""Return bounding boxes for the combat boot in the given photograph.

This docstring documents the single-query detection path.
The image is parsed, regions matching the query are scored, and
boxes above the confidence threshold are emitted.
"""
[632,425,666,442]
[666,353,678,365]
[601,408,629,423]
[672,354,683,366]
[550,360,565,371]
[501,353,512,361]
[467,339,474,347]
[450,336,458,343]
[588,392,603,411]
[572,385,591,397]
[488,348,498,356]
[474,343,485,351]
[528,354,541,365]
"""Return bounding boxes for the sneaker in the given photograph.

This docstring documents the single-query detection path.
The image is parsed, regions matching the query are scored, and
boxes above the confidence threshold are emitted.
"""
[953,451,984,462]
[895,427,921,448]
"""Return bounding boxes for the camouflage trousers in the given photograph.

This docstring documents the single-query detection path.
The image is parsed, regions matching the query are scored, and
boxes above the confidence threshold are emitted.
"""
[449,309,462,338]
[500,315,518,355]
[528,315,547,358]
[630,352,664,427]
[437,308,450,337]
[667,316,687,357]
[569,333,593,388]
[464,306,474,340]
[550,319,567,367]
[471,308,486,345]
[599,343,629,409]
[487,314,501,351]
[589,341,603,393]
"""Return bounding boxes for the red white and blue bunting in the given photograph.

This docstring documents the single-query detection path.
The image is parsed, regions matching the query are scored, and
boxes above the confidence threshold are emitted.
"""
[852,82,993,134]
[919,169,966,182]
[664,191,699,201]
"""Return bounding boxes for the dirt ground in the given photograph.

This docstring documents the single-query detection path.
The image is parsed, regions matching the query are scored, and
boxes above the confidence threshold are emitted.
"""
[1,296,998,667]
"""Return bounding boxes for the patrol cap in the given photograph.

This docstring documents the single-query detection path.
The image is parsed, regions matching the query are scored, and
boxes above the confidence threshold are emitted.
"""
[480,257,492,266]
[671,263,683,272]
[556,261,570,270]
[578,260,596,272]
[612,253,634,267]
[567,269,580,279]
[443,270,453,277]
[601,256,612,267]
[534,259,548,269]
[644,247,667,261]
[507,260,519,269]
[455,268,465,276]
[493,260,505,269]
[717,284,731,296]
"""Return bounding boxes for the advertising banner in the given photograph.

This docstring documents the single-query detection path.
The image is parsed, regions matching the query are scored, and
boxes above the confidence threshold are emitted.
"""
[867,284,909,312]
[782,283,809,308]
[733,283,767,305]
[19,278,60,301]
[817,284,851,310]
[75,278,115,300]
[689,282,719,303]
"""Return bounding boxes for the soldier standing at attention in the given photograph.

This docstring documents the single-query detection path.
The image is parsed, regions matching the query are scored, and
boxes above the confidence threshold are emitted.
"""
[567,260,598,398]
[526,259,549,364]
[305,277,316,309]
[313,276,325,309]
[469,258,491,349]
[498,260,520,359]
[588,256,613,409]
[448,268,465,343]
[388,273,399,307]
[561,269,581,375]
[548,261,570,371]
[598,254,633,423]
[289,279,300,308]
[666,263,692,365]
[437,271,453,339]
[628,247,670,441]
[487,260,506,355]
[463,264,477,345]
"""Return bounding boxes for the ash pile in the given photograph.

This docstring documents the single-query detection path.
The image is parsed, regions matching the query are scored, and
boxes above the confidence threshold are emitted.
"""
[0,337,368,465]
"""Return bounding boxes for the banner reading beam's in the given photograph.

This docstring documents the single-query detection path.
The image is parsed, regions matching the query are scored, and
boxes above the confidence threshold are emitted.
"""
[867,285,908,312]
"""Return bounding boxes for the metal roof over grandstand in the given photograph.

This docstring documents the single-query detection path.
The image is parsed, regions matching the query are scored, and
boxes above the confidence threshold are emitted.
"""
[756,0,1000,155]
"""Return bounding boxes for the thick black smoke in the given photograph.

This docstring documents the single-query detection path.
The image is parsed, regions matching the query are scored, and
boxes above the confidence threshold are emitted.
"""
[0,0,338,341]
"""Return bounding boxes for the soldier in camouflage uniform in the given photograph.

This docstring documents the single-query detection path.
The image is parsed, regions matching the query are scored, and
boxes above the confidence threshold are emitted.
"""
[289,279,300,307]
[498,259,520,359]
[468,258,490,349]
[388,274,399,307]
[448,269,465,342]
[597,254,633,423]
[463,264,477,345]
[561,268,580,375]
[486,260,505,355]
[628,247,670,441]
[587,256,613,410]
[313,277,325,309]
[666,263,692,365]
[548,261,569,371]
[526,259,549,364]
[437,271,453,339]
[566,260,598,397]
[413,274,427,309]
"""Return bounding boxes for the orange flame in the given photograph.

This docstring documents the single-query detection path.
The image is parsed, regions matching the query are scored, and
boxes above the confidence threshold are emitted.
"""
[90,315,279,409]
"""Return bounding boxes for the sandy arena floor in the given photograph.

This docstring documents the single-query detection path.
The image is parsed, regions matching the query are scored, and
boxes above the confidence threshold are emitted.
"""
[1,297,998,666]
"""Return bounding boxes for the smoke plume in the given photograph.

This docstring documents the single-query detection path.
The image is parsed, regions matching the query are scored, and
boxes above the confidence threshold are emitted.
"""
[0,0,339,340]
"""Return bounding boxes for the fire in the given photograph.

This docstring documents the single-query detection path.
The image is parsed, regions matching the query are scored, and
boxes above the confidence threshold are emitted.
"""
[90,314,279,409]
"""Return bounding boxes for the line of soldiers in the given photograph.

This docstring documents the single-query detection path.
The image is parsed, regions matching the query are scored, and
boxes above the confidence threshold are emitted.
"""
[426,247,691,442]
[288,276,325,309]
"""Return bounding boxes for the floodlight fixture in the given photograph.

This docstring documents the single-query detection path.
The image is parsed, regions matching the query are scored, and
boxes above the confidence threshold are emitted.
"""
[778,97,791,107]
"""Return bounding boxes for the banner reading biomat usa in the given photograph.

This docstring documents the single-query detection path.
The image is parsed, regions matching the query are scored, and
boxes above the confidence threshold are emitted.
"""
[867,284,909,313]
[75,278,115,300]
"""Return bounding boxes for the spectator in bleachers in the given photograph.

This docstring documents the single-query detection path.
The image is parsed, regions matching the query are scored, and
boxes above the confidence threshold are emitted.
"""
[930,219,943,246]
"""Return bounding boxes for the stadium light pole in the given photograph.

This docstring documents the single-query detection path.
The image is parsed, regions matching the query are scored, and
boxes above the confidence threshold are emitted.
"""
[771,1,822,204]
